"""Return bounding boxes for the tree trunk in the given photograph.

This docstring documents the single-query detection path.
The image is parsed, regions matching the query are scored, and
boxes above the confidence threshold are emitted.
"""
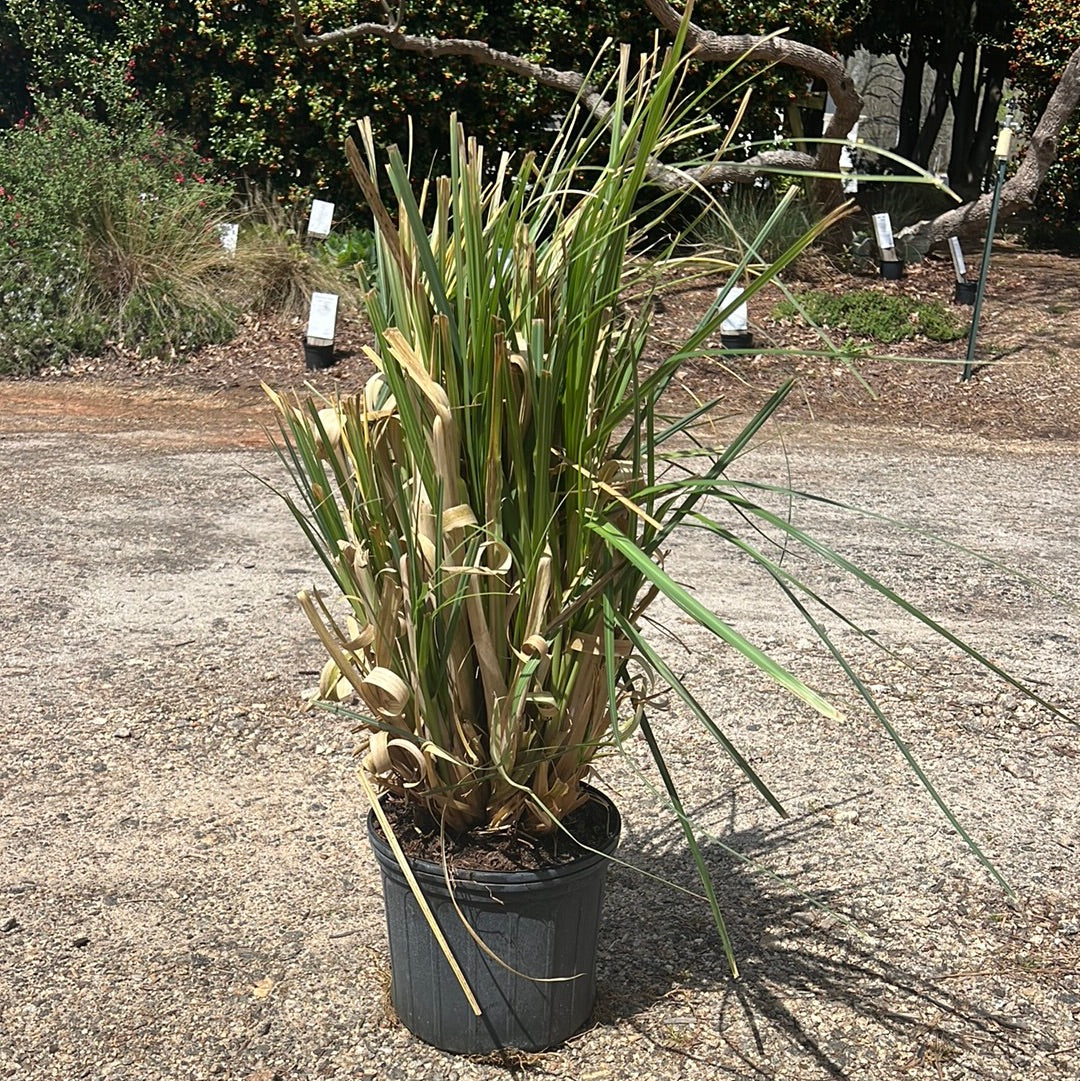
[913,58,957,170]
[966,46,1009,190]
[949,46,980,196]
[896,43,925,162]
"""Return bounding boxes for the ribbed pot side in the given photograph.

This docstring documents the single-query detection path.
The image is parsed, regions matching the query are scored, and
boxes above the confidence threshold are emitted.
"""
[367,791,621,1053]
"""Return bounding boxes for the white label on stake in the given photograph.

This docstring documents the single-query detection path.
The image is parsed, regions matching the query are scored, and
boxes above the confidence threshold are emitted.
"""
[307,199,335,238]
[307,292,339,342]
[995,127,1014,162]
[718,285,748,334]
[218,222,239,253]
[872,213,895,254]
[948,236,967,281]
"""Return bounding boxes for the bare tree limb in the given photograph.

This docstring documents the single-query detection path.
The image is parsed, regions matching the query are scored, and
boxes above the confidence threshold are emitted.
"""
[897,45,1080,251]
[287,1,846,194]
[643,0,861,177]
[287,1,611,119]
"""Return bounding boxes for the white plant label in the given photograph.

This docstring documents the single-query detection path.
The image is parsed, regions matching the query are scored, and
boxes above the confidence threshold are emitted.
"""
[872,212,895,254]
[839,120,859,193]
[718,285,748,334]
[218,222,239,253]
[307,199,335,238]
[995,127,1014,162]
[948,236,967,280]
[307,292,339,342]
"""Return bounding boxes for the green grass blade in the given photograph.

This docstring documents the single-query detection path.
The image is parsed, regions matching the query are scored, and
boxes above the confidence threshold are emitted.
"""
[592,521,840,721]
[639,713,739,978]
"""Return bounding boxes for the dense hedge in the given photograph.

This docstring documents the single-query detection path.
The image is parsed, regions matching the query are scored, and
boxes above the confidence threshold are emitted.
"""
[1,2,848,204]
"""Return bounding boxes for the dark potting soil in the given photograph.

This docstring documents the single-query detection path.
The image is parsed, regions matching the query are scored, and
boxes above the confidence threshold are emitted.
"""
[373,791,619,873]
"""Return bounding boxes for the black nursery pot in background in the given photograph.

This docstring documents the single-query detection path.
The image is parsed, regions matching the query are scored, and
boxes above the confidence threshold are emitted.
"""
[367,789,621,1054]
[302,337,336,370]
[879,260,905,281]
[720,330,755,350]
[954,280,977,305]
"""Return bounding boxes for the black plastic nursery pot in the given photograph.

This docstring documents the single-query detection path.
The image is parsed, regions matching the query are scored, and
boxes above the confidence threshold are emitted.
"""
[302,337,336,370]
[367,788,621,1054]
[954,280,977,305]
[720,331,755,350]
[879,259,905,281]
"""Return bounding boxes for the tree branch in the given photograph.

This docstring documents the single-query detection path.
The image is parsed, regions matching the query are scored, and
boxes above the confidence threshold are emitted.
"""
[642,0,862,177]
[288,0,850,195]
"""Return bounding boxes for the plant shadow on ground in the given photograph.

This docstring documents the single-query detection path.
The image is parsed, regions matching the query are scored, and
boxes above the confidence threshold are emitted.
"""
[583,791,1029,1079]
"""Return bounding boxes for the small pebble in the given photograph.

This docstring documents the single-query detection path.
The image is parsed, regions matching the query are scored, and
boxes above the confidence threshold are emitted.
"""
[1,916,18,933]
[1000,756,1034,780]
[73,935,90,948]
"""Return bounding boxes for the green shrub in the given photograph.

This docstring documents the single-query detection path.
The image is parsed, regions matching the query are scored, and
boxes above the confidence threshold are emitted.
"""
[0,106,241,372]
[773,288,968,343]
[322,226,375,271]
[0,243,105,370]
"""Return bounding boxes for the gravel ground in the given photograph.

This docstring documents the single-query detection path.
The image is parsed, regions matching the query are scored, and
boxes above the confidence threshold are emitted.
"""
[1,411,1078,1081]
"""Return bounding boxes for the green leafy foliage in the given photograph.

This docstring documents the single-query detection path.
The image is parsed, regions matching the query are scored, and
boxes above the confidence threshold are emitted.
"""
[0,106,240,373]
[1,2,851,202]
[774,288,968,343]
[1011,0,1080,251]
[322,225,374,270]
[2,0,159,124]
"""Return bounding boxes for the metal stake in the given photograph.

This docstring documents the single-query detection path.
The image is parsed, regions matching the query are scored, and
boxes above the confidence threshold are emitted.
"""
[962,126,1013,382]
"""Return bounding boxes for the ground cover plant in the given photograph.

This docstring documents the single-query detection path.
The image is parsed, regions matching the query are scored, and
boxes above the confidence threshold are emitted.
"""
[773,287,969,344]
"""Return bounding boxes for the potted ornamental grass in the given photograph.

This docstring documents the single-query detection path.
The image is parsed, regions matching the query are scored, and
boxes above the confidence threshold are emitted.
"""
[265,17,1050,1055]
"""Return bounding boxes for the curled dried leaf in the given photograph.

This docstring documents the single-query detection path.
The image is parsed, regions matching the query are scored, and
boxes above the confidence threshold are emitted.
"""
[522,634,549,658]
[360,666,411,718]
[314,407,343,454]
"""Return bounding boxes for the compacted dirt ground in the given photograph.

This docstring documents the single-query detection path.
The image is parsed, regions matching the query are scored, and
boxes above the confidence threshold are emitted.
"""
[1,247,1078,1081]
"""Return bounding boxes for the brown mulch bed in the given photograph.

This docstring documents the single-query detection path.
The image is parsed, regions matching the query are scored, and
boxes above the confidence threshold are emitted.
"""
[6,243,1079,445]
